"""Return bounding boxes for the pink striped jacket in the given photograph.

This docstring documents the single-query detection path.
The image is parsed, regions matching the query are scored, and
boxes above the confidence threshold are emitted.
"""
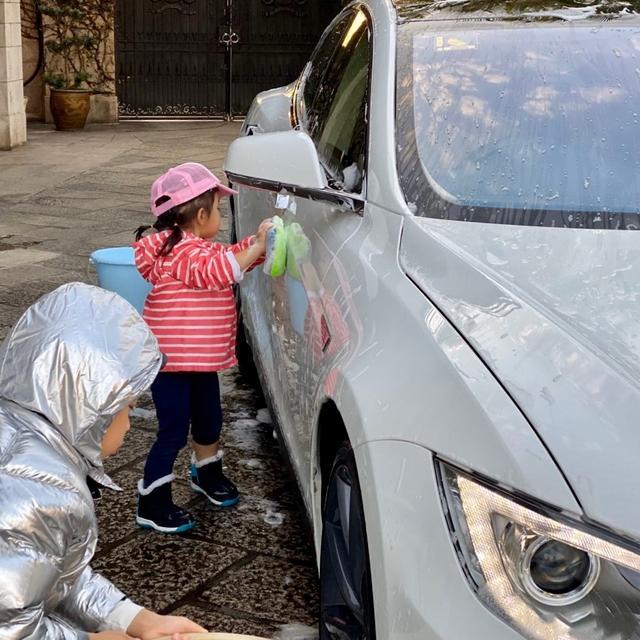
[133,230,260,372]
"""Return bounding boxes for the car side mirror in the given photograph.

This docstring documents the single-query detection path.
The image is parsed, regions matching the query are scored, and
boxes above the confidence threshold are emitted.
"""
[224,130,326,191]
[224,130,365,215]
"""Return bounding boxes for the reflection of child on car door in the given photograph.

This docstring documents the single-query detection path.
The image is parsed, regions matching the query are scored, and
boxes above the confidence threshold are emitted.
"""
[277,221,351,396]
[133,162,272,533]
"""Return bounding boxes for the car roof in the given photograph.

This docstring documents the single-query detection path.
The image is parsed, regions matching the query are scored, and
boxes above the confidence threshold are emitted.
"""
[391,0,640,22]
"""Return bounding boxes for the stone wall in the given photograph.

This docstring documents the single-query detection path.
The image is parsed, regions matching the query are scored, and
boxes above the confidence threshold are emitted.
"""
[0,0,27,149]
[20,0,43,120]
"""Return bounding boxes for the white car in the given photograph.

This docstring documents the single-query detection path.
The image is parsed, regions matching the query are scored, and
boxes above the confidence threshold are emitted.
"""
[224,0,640,638]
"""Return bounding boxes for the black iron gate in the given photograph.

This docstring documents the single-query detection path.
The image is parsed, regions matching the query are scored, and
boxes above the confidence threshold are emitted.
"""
[116,0,342,119]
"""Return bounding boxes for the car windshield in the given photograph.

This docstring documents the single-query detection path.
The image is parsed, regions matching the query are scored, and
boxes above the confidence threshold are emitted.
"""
[397,20,640,229]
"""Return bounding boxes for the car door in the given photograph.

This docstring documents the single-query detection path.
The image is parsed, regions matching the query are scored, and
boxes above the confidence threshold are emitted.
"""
[232,7,357,475]
[269,7,372,501]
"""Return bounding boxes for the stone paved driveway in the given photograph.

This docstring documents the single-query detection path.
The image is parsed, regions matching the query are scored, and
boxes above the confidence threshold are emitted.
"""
[0,123,319,639]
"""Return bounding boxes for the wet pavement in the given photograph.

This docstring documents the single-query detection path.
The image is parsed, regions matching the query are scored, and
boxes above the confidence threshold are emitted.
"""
[0,122,319,638]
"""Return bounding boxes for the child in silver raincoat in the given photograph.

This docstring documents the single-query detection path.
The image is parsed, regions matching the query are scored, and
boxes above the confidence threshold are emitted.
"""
[0,283,207,639]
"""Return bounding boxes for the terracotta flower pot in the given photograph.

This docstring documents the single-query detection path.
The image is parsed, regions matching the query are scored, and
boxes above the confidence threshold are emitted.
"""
[50,88,91,131]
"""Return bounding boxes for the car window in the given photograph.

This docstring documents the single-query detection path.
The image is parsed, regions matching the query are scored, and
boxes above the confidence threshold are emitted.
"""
[300,11,354,125]
[305,10,370,194]
[396,22,640,229]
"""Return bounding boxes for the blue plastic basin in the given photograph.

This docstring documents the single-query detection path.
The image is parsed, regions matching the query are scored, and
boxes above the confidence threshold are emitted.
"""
[89,247,151,315]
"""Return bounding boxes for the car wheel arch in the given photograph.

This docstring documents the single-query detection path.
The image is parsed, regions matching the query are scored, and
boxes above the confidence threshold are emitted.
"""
[316,399,350,509]
[314,400,376,640]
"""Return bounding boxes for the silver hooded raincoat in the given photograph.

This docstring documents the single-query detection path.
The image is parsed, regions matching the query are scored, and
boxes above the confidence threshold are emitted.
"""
[0,283,162,639]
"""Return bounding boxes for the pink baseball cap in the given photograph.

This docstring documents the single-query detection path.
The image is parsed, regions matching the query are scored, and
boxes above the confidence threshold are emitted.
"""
[150,162,237,217]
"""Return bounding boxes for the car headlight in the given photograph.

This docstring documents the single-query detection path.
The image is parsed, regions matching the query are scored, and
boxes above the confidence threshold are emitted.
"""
[438,462,640,638]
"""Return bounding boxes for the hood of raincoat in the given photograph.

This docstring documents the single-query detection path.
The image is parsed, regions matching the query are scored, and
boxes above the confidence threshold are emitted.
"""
[0,282,162,478]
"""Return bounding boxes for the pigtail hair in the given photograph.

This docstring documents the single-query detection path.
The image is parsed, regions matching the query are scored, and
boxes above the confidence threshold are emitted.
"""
[134,225,152,241]
[159,226,183,257]
[155,209,183,256]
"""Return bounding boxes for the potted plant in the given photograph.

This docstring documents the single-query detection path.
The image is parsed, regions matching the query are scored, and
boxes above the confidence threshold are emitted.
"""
[45,70,91,131]
[40,1,114,130]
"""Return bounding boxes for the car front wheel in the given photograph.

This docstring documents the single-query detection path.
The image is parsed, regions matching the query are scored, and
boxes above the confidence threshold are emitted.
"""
[320,443,376,640]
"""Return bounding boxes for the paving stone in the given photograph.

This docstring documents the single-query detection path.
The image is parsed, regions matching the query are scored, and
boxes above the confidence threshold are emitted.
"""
[0,247,59,269]
[2,212,94,229]
[29,194,133,212]
[92,535,246,611]
[0,280,64,308]
[0,323,13,341]
[70,181,149,199]
[223,413,282,459]
[36,234,124,258]
[3,204,96,224]
[201,555,319,627]
[223,446,296,502]
[0,306,22,332]
[187,494,315,562]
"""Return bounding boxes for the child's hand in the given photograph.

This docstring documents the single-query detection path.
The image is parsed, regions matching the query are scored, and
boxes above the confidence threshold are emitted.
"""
[127,609,207,640]
[254,218,275,254]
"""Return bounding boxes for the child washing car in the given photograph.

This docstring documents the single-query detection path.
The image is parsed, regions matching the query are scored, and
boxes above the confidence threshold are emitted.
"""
[0,282,207,639]
[133,162,272,533]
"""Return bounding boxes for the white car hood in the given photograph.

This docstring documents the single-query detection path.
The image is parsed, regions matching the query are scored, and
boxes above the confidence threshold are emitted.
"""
[400,216,640,539]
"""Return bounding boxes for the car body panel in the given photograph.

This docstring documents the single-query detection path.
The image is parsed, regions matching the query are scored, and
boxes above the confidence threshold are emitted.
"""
[357,439,523,639]
[400,217,640,539]
[236,197,581,524]
[360,0,406,211]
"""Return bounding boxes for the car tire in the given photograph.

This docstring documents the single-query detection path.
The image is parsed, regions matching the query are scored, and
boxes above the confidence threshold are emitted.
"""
[320,443,377,640]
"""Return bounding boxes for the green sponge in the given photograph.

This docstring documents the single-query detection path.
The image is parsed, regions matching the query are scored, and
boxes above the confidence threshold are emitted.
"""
[286,223,311,280]
[263,215,287,278]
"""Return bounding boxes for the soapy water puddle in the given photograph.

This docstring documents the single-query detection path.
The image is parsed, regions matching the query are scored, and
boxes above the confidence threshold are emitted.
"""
[130,407,155,420]
[264,508,286,527]
[240,458,265,470]
[226,416,276,454]
[236,498,287,528]
[275,624,318,640]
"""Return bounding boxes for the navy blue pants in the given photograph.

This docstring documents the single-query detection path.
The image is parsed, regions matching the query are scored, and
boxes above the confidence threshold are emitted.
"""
[143,371,223,485]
